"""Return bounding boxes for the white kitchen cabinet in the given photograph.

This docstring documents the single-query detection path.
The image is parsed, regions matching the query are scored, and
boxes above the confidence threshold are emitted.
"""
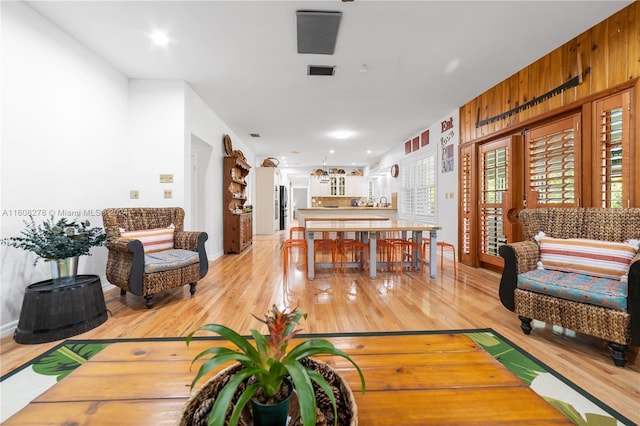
[330,176,346,196]
[346,176,365,196]
[310,175,331,196]
[310,175,366,197]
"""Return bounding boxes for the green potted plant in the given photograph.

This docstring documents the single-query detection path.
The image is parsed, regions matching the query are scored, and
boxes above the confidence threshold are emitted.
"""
[184,305,366,426]
[1,215,106,277]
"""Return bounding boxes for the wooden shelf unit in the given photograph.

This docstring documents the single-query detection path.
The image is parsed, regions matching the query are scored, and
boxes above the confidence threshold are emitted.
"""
[223,156,252,253]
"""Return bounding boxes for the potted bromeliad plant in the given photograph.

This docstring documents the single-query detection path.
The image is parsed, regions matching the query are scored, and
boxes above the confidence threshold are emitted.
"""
[1,215,106,278]
[184,305,366,426]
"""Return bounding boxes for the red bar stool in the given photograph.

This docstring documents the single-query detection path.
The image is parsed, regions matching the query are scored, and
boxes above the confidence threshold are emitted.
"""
[377,231,405,271]
[314,232,339,275]
[283,227,307,276]
[390,239,424,275]
[422,239,457,276]
[340,239,369,275]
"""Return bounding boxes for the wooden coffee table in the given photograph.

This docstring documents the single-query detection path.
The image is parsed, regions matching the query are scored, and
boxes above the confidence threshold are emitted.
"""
[4,333,571,425]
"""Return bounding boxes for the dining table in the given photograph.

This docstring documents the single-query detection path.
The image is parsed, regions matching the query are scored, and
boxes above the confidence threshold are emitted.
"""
[305,219,442,279]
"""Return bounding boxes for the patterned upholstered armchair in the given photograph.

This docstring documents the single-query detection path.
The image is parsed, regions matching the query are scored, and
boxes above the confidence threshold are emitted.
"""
[498,208,640,367]
[102,207,208,308]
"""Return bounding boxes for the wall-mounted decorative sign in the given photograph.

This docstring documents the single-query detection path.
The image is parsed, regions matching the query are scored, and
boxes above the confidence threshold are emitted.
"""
[405,140,412,154]
[442,144,455,173]
[412,137,419,152]
[441,116,455,173]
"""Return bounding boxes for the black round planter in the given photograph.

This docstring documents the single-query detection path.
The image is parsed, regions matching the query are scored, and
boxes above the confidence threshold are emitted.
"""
[14,274,107,344]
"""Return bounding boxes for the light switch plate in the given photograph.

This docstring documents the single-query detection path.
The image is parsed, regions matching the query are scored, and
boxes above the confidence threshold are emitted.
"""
[130,190,139,199]
[160,174,173,183]
[163,190,173,199]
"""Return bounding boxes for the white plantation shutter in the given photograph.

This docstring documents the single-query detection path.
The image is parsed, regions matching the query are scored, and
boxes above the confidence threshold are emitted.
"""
[401,154,436,218]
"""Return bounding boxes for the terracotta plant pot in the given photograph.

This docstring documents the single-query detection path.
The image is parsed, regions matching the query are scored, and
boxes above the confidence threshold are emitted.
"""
[180,358,358,426]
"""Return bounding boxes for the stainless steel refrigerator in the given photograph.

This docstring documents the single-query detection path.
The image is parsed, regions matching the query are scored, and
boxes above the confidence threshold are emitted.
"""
[279,185,287,230]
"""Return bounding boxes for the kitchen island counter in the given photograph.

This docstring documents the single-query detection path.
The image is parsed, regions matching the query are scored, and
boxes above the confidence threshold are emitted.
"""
[298,207,397,225]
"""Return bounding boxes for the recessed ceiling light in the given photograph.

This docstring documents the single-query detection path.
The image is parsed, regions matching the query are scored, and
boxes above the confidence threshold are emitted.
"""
[367,150,372,154]
[150,31,170,46]
[329,130,355,140]
[329,149,335,154]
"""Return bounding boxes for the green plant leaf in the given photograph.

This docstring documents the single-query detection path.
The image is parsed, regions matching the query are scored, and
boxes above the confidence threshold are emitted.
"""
[286,340,366,393]
[209,367,261,426]
[191,352,254,390]
[250,329,270,356]
[286,361,317,426]
[187,324,259,359]
[190,347,238,366]
[308,370,338,426]
[228,382,260,426]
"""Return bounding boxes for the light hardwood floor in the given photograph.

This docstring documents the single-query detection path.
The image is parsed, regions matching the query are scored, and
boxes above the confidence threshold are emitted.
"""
[2,230,639,423]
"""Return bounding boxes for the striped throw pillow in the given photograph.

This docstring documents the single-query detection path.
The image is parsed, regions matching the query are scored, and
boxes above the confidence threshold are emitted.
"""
[120,224,175,254]
[535,232,639,280]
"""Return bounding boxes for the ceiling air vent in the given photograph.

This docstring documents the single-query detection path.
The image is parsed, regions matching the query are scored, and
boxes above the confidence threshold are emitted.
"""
[296,10,342,55]
[308,65,336,76]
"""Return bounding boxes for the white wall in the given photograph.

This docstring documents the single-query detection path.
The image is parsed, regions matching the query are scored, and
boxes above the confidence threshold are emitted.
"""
[184,84,255,258]
[127,80,186,206]
[0,2,257,335]
[1,1,129,332]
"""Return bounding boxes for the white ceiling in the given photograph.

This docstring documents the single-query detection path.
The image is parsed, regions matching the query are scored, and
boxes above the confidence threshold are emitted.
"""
[25,0,632,175]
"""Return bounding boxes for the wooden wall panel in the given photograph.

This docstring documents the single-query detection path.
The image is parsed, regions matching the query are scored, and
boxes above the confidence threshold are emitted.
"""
[590,17,609,94]
[459,2,639,144]
[631,4,640,80]
[561,39,579,105]
[507,75,520,128]
[575,32,592,101]
[608,8,629,86]
[517,67,529,124]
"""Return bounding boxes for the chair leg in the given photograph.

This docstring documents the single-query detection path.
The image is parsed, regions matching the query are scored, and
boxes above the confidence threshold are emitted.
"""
[189,283,197,295]
[120,289,126,296]
[439,242,457,276]
[145,295,154,309]
[283,243,289,277]
[608,342,627,367]
[519,316,532,335]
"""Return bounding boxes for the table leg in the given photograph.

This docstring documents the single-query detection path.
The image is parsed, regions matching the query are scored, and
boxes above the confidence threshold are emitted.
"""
[429,229,437,278]
[307,230,315,280]
[369,231,377,279]
[413,231,422,271]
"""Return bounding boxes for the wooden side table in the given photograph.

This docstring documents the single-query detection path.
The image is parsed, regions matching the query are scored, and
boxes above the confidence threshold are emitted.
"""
[14,274,108,344]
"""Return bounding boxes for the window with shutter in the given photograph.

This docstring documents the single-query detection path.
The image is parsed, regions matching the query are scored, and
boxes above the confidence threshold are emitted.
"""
[400,155,436,218]
[525,113,581,208]
[595,91,630,208]
[461,147,473,258]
